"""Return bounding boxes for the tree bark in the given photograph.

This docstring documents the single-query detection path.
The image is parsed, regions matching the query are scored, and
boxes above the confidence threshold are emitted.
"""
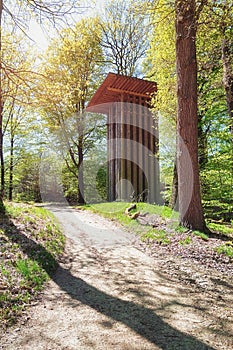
[77,100,85,205]
[0,104,4,200]
[221,37,233,171]
[77,135,85,205]
[0,0,4,212]
[9,136,14,201]
[175,0,207,231]
[169,160,179,210]
[198,114,208,169]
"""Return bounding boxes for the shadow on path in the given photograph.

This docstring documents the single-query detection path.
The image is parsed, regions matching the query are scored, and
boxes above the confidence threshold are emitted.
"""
[3,213,215,350]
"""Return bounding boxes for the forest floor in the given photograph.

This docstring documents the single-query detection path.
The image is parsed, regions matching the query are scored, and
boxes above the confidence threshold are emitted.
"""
[0,204,232,350]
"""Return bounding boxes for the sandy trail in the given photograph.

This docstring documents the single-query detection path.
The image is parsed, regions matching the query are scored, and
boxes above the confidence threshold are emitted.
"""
[0,205,232,350]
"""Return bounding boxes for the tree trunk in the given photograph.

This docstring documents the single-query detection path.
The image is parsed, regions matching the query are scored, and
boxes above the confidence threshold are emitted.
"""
[169,160,179,210]
[221,38,233,172]
[0,104,4,200]
[198,114,208,169]
[77,135,85,205]
[175,0,207,231]
[77,101,85,205]
[9,137,14,201]
[0,0,5,212]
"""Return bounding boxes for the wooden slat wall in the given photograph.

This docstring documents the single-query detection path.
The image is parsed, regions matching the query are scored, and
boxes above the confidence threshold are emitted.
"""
[107,95,160,203]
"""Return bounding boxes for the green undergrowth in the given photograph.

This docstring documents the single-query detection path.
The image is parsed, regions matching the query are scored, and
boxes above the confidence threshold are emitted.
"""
[207,222,233,237]
[141,229,171,245]
[81,202,233,259]
[192,231,209,241]
[82,202,176,233]
[179,236,192,245]
[203,199,233,223]
[0,202,65,328]
[216,244,233,258]
[207,222,233,258]
[83,201,175,217]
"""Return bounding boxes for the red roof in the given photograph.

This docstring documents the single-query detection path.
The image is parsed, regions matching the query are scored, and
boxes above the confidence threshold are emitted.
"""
[86,72,157,113]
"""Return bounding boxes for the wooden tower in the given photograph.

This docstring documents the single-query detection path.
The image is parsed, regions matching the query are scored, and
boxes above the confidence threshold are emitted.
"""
[86,72,160,203]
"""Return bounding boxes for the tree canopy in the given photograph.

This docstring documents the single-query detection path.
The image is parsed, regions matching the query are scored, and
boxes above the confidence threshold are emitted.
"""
[0,0,232,228]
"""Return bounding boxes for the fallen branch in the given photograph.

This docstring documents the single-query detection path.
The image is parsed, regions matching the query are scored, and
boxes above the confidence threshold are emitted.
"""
[124,204,140,220]
[125,203,137,215]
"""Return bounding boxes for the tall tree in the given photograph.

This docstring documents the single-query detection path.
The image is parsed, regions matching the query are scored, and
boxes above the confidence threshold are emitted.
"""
[146,1,232,216]
[5,103,28,201]
[0,0,4,210]
[37,18,103,204]
[0,33,36,200]
[145,0,178,208]
[195,2,232,207]
[175,0,207,231]
[0,0,84,210]
[3,1,84,25]
[100,0,150,76]
[217,1,233,164]
[196,7,224,170]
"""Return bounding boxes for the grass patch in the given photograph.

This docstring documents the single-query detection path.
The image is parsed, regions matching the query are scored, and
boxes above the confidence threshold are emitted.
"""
[216,244,233,259]
[81,201,233,262]
[81,202,177,241]
[84,202,175,219]
[175,225,189,233]
[179,236,192,245]
[0,201,65,328]
[203,199,233,223]
[82,202,176,233]
[208,222,233,238]
[141,229,171,245]
[192,231,209,241]
[16,259,48,291]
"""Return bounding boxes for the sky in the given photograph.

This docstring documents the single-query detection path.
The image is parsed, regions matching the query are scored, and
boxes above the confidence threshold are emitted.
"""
[28,1,106,52]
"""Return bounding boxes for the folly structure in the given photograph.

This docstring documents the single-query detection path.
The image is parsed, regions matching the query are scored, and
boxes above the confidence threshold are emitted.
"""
[86,72,160,203]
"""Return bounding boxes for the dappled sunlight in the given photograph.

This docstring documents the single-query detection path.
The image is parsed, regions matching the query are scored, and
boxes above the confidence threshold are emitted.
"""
[3,205,232,349]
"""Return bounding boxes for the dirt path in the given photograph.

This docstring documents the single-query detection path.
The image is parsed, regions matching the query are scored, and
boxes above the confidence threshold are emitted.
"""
[1,205,232,350]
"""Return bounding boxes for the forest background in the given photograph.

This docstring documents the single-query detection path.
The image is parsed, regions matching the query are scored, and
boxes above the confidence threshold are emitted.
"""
[0,0,232,226]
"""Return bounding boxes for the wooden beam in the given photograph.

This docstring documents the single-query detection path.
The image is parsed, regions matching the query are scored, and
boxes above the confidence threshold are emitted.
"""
[107,87,152,99]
